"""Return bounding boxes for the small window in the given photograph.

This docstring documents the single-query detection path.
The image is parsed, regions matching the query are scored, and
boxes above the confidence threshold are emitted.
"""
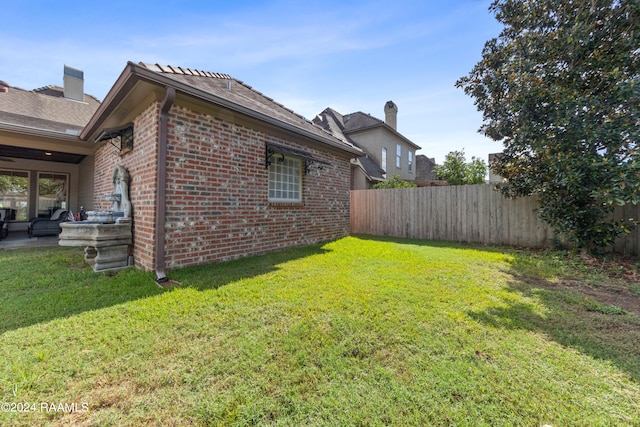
[268,156,302,202]
[408,151,413,172]
[381,147,387,173]
[396,144,402,168]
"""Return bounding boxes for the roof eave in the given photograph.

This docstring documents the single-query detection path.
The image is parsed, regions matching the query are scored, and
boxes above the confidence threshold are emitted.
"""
[0,121,82,141]
[80,62,140,141]
[352,158,385,182]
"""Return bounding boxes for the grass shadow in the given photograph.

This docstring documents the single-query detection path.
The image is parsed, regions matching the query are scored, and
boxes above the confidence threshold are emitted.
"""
[168,243,331,291]
[350,233,519,255]
[468,255,640,383]
[354,234,640,383]
[0,243,330,334]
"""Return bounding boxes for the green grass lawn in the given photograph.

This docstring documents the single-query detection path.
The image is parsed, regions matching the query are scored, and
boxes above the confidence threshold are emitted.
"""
[1,236,639,426]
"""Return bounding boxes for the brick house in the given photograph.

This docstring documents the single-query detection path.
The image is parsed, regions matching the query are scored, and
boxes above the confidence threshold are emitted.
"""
[313,101,422,189]
[1,62,362,278]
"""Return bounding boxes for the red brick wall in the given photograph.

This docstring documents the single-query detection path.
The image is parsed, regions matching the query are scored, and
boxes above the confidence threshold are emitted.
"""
[163,104,352,269]
[93,100,352,271]
[93,101,160,270]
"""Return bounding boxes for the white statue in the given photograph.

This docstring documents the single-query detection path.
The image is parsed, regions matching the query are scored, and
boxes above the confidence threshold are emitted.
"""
[111,165,132,219]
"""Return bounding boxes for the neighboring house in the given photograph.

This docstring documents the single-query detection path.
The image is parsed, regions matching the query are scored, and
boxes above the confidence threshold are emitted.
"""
[0,62,363,277]
[313,101,422,189]
[415,154,437,182]
[414,154,447,186]
[488,152,504,183]
[0,66,99,231]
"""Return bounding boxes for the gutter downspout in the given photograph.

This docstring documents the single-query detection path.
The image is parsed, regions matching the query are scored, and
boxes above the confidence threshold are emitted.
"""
[155,86,176,283]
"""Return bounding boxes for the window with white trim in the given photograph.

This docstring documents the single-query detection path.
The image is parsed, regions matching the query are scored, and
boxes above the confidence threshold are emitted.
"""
[396,144,402,168]
[0,169,29,220]
[268,155,302,202]
[381,147,387,173]
[37,172,68,217]
[408,151,414,172]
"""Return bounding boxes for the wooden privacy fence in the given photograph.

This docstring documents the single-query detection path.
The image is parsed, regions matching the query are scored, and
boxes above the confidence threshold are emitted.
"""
[350,184,640,255]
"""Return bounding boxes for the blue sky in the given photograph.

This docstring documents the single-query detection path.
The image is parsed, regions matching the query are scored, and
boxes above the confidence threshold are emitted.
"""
[1,0,503,164]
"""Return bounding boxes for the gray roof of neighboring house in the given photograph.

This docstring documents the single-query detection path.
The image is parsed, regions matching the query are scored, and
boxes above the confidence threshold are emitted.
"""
[313,107,376,139]
[314,107,422,181]
[314,108,387,181]
[415,154,437,181]
[358,155,386,180]
[313,108,351,144]
[314,107,421,150]
[342,111,386,133]
[0,84,100,136]
[343,111,421,150]
[314,108,385,181]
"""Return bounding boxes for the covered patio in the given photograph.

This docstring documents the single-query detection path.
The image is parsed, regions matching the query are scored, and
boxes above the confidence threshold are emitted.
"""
[0,66,98,241]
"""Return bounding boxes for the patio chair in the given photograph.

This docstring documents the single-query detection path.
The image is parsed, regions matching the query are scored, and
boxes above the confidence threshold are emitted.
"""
[27,209,70,237]
[0,208,14,239]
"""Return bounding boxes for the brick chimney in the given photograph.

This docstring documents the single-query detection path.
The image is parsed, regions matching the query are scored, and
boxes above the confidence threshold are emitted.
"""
[63,65,84,101]
[0,80,8,93]
[384,100,398,130]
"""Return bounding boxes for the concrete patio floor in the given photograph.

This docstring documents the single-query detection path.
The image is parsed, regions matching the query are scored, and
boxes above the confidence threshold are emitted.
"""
[0,233,60,249]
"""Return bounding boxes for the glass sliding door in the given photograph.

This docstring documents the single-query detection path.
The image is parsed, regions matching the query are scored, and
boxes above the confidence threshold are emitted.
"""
[0,170,29,221]
[38,173,68,217]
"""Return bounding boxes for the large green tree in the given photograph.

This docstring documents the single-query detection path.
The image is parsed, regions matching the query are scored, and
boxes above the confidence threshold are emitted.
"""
[435,150,487,185]
[457,0,640,250]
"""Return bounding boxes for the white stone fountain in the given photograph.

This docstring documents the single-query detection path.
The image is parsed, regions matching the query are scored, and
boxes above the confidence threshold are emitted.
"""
[59,165,133,272]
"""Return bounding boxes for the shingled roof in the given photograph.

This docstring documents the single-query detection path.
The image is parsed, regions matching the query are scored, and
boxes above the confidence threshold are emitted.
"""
[358,155,386,181]
[343,111,386,132]
[314,107,421,150]
[0,84,100,136]
[313,108,385,181]
[313,108,350,143]
[137,63,361,155]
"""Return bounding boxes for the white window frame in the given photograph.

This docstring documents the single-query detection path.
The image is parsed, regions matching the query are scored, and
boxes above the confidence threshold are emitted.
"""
[268,155,302,203]
[381,147,387,173]
[0,169,30,221]
[396,144,402,168]
[408,151,413,172]
[37,172,69,217]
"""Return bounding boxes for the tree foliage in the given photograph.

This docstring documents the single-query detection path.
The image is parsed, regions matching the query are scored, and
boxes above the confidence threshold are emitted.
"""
[456,0,640,250]
[372,175,417,189]
[0,173,28,195]
[435,150,487,185]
